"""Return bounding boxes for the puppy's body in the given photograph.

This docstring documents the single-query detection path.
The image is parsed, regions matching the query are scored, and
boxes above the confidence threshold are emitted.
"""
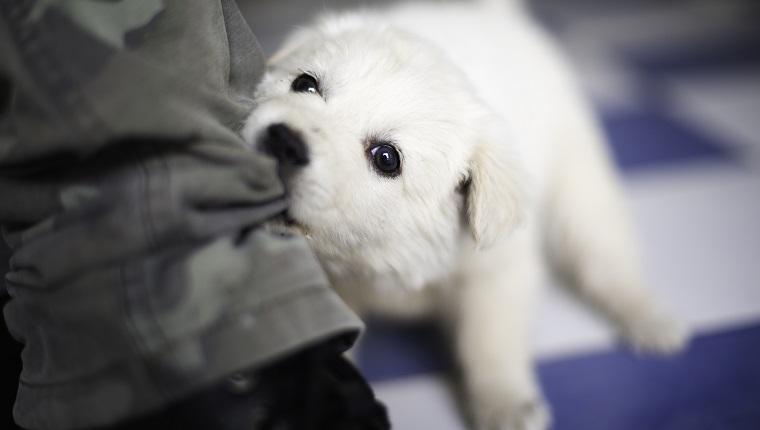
[245,3,686,429]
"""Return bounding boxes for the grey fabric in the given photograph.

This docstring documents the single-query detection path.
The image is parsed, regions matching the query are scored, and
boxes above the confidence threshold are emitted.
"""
[0,1,362,429]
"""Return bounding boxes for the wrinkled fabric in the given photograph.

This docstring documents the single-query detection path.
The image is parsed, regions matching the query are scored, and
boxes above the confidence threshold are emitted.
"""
[0,1,362,429]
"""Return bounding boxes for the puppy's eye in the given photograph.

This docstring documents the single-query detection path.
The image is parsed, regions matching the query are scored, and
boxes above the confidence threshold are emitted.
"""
[291,73,319,94]
[370,144,401,176]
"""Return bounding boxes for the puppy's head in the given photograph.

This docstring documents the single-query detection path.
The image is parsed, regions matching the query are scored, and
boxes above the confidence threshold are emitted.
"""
[243,13,527,290]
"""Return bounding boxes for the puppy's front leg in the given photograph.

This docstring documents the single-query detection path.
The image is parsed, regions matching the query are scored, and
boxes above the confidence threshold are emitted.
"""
[454,229,550,430]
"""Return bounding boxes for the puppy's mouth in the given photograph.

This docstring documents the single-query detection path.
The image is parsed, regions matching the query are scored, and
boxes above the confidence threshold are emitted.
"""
[266,211,310,238]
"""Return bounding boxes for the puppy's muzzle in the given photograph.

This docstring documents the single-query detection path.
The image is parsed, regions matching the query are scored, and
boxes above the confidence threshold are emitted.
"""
[262,123,309,166]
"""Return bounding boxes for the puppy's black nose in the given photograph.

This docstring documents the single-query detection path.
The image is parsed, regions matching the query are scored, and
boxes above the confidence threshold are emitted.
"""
[263,123,309,166]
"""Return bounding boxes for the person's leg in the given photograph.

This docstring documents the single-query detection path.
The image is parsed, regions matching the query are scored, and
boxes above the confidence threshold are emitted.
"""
[0,1,386,429]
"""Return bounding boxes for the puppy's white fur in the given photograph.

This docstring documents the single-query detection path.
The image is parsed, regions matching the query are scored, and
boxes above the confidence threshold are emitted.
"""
[244,2,687,429]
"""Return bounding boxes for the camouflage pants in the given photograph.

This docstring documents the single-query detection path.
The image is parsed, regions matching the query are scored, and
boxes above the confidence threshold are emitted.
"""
[0,1,362,429]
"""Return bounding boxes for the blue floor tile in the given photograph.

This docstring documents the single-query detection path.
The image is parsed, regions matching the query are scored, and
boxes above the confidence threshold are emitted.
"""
[540,323,760,430]
[358,317,451,381]
[601,112,734,171]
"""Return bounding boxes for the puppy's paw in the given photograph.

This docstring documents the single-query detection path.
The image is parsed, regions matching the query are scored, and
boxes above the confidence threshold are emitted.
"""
[469,396,551,430]
[620,310,689,356]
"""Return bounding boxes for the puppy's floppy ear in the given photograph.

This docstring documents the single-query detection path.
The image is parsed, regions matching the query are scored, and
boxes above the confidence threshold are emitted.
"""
[466,123,529,249]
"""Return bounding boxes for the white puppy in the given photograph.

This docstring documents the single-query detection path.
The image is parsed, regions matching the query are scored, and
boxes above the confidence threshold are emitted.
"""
[243,2,687,429]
